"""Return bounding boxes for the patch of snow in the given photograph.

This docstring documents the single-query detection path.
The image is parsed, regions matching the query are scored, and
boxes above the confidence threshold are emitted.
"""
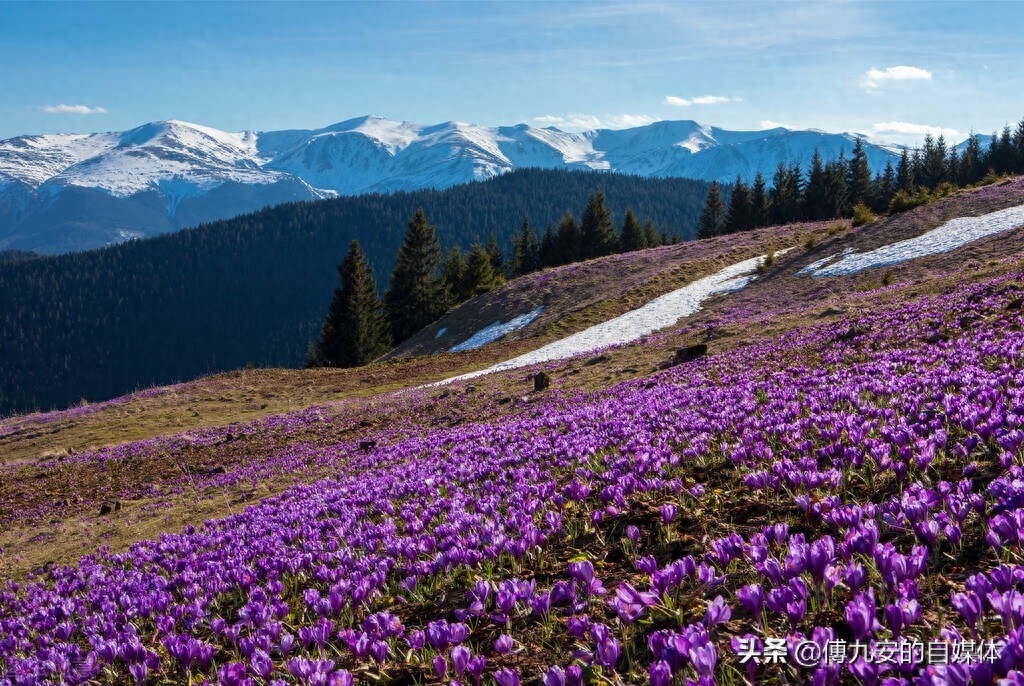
[437,252,786,384]
[449,307,543,353]
[803,204,1024,277]
[435,327,447,340]
[796,253,839,276]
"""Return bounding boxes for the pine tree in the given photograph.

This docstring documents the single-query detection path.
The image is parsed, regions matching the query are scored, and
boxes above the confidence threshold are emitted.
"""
[960,134,984,185]
[555,213,580,264]
[485,233,505,275]
[579,190,618,258]
[769,163,802,225]
[384,209,449,343]
[848,137,872,207]
[539,226,559,267]
[511,217,541,276]
[441,246,470,302]
[803,150,829,221]
[465,243,505,295]
[697,181,726,238]
[872,161,897,213]
[725,175,753,232]
[896,148,915,191]
[750,172,770,227]
[619,208,647,251]
[824,159,849,218]
[1014,120,1024,174]
[643,220,661,248]
[312,240,391,368]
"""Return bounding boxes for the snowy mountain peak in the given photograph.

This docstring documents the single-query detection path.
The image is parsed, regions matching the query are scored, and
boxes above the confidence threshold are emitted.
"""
[1,115,906,253]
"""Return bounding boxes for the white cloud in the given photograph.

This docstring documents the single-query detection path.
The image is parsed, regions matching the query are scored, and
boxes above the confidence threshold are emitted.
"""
[532,113,657,131]
[759,119,796,130]
[872,121,960,140]
[861,65,932,90]
[664,95,742,107]
[42,104,108,115]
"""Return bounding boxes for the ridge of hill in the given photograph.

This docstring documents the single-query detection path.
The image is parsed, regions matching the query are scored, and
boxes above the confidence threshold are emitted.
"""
[0,168,710,416]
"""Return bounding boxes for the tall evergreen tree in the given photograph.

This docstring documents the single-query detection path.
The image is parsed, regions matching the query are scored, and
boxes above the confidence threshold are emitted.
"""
[441,246,470,302]
[896,148,915,191]
[578,190,619,258]
[872,161,897,213]
[824,159,849,218]
[511,217,541,276]
[555,213,580,264]
[960,134,985,185]
[485,233,505,275]
[643,220,661,248]
[848,137,872,207]
[619,208,647,251]
[697,181,727,238]
[750,171,770,227]
[803,150,829,221]
[725,175,753,232]
[539,226,559,267]
[384,209,449,343]
[769,163,802,225]
[465,243,505,295]
[312,240,390,368]
[1014,120,1024,174]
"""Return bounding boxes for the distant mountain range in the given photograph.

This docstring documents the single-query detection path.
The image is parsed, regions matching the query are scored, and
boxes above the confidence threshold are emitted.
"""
[0,116,903,253]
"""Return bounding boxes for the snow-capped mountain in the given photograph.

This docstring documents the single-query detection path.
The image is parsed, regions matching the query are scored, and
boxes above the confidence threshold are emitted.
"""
[0,116,900,253]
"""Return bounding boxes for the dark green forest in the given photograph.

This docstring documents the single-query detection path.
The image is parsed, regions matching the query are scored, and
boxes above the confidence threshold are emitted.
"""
[0,169,710,414]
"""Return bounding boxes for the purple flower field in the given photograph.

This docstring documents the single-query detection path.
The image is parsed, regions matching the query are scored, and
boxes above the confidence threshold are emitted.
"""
[5,265,1024,685]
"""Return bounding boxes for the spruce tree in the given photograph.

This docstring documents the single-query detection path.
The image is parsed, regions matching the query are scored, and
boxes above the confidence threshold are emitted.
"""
[465,243,505,295]
[385,208,449,343]
[804,150,829,220]
[539,226,559,267]
[1014,120,1024,174]
[619,208,647,251]
[313,240,390,368]
[511,217,540,276]
[441,246,470,302]
[897,148,915,191]
[873,161,897,213]
[697,181,726,238]
[643,220,661,248]
[848,137,872,207]
[725,176,752,232]
[485,233,505,275]
[555,213,580,264]
[960,134,984,185]
[579,191,618,258]
[750,171,770,227]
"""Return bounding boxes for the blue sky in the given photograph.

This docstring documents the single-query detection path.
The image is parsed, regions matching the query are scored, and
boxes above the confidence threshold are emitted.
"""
[2,1,1021,145]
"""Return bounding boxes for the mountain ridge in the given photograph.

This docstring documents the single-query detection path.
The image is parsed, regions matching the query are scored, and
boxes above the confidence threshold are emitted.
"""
[0,116,902,253]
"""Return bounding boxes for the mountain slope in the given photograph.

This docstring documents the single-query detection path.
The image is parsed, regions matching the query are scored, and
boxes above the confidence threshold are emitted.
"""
[0,168,710,415]
[0,116,901,253]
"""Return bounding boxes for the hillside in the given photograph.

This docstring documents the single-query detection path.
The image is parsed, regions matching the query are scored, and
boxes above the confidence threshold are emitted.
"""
[3,177,1024,684]
[0,116,898,253]
[0,168,710,416]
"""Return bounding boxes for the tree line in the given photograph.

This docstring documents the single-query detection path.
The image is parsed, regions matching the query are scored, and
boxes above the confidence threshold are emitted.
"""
[310,191,681,367]
[0,169,710,414]
[697,120,1024,237]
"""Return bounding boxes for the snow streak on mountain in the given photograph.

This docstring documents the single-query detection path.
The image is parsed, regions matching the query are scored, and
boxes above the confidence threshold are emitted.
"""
[0,116,899,253]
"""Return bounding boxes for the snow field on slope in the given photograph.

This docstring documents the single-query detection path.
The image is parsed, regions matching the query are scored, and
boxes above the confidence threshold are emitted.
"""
[438,252,786,384]
[448,307,545,353]
[801,204,1024,277]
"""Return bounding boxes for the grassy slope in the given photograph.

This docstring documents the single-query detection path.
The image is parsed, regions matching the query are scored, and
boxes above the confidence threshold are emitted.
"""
[2,177,1023,582]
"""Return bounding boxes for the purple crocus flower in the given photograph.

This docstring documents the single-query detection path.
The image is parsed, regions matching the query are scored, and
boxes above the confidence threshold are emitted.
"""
[704,596,731,627]
[590,623,621,668]
[543,665,566,686]
[661,503,678,524]
[649,660,673,686]
[494,667,520,686]
[450,645,471,676]
[494,634,515,654]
